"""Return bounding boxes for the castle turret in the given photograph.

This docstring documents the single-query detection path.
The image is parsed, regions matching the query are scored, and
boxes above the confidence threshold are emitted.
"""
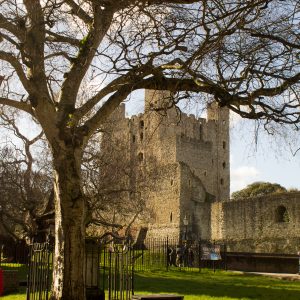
[145,89,172,112]
[206,102,230,201]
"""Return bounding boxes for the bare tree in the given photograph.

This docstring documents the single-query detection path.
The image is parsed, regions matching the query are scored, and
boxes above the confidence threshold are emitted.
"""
[83,131,154,238]
[0,111,151,242]
[0,1,300,298]
[0,110,53,241]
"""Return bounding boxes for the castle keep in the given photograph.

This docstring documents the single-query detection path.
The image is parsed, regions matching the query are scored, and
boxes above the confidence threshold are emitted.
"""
[104,89,300,254]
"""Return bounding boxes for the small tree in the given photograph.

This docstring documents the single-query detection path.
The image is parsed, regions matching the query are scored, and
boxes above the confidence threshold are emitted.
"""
[0,1,300,299]
[83,131,155,237]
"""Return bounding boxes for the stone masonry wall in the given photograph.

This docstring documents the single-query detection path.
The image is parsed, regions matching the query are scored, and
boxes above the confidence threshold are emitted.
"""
[211,192,300,254]
[140,163,181,239]
[179,162,211,240]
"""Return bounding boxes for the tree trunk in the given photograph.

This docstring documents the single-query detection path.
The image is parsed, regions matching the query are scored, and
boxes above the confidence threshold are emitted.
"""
[50,147,86,300]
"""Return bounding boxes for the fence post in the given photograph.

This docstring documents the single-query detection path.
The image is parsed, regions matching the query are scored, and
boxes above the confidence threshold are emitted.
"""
[213,240,216,273]
[198,239,201,272]
[26,245,31,300]
[131,247,135,296]
[166,237,169,272]
[46,243,50,300]
[224,243,227,271]
[0,269,3,296]
[108,249,112,300]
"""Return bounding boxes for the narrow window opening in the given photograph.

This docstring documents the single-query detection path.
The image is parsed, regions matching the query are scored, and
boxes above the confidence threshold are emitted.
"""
[140,120,144,129]
[138,152,143,162]
[223,141,226,149]
[189,180,191,187]
[132,135,136,143]
[140,132,143,141]
[220,178,224,185]
[204,171,207,176]
[275,206,289,223]
[171,179,174,186]
[170,212,173,222]
[222,162,226,169]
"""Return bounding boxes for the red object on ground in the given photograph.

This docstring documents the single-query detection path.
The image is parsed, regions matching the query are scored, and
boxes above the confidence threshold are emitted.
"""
[0,269,3,296]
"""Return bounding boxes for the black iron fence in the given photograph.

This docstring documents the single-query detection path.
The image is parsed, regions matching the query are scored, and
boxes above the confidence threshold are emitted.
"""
[101,243,134,300]
[118,238,227,272]
[88,238,227,299]
[26,242,52,300]
[0,239,29,268]
[0,237,227,299]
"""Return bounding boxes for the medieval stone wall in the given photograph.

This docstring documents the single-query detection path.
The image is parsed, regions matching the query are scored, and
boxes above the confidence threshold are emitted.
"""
[211,192,300,254]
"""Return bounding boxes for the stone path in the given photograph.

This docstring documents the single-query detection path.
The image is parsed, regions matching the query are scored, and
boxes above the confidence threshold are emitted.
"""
[243,272,300,281]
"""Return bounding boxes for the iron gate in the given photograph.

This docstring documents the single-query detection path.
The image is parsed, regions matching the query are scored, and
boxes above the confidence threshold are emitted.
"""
[26,242,51,300]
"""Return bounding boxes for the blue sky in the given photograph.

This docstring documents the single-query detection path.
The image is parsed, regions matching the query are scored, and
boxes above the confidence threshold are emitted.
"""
[125,90,300,195]
[230,115,300,193]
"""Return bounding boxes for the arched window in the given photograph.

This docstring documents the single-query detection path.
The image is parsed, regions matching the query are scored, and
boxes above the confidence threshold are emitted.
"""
[199,124,203,139]
[275,205,289,223]
[138,152,143,162]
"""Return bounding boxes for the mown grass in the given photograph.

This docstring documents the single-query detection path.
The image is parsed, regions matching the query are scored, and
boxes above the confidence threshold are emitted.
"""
[2,269,300,300]
[134,269,300,300]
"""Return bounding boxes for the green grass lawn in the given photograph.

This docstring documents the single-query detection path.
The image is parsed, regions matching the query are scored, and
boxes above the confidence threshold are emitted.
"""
[134,269,300,300]
[2,269,300,300]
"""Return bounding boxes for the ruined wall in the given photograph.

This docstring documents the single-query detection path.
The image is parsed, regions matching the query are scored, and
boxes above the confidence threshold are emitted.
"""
[211,192,300,254]
[179,162,211,240]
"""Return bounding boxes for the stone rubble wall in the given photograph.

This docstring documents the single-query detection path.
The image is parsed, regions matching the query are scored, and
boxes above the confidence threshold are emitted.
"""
[211,192,300,254]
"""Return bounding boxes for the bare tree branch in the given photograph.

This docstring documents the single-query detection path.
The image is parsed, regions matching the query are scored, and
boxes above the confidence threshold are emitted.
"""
[0,97,33,115]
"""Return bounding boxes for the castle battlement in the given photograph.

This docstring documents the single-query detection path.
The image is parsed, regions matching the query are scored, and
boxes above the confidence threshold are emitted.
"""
[109,90,230,200]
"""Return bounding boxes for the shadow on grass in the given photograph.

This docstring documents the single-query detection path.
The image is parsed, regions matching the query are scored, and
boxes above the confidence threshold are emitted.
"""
[134,270,300,300]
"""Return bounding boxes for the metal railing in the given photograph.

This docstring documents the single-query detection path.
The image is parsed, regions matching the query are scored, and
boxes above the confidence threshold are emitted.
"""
[1,236,227,300]
[26,241,52,300]
[0,240,29,268]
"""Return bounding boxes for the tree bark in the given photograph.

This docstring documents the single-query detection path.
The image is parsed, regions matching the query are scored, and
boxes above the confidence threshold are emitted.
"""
[50,146,86,300]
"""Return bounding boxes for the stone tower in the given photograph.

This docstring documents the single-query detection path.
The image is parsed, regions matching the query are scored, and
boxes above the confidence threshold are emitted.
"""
[102,90,230,240]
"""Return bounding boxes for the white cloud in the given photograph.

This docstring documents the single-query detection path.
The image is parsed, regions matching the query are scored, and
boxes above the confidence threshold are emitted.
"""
[231,166,260,193]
